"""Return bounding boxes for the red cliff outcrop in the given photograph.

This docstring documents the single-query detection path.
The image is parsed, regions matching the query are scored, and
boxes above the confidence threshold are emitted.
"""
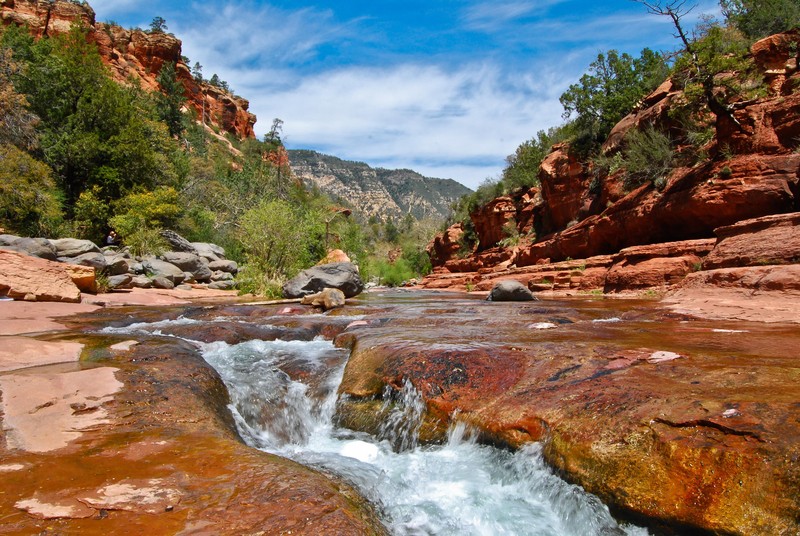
[425,30,800,296]
[0,0,256,139]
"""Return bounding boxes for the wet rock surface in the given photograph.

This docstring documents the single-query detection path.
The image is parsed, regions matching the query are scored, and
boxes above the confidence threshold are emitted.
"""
[0,303,388,535]
[335,291,800,535]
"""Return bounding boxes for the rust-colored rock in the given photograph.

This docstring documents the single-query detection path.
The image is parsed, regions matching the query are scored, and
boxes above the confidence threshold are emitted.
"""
[470,196,517,251]
[605,239,715,293]
[336,294,800,535]
[516,154,799,266]
[427,223,465,268]
[318,249,351,265]
[62,263,96,293]
[703,212,800,269]
[0,249,81,302]
[538,143,592,233]
[0,320,387,535]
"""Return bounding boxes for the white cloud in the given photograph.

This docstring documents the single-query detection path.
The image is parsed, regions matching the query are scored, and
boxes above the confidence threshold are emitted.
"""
[242,63,568,189]
[462,0,567,31]
[91,0,723,190]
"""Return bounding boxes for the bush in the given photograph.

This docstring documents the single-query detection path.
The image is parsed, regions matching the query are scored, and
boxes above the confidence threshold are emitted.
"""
[0,143,63,236]
[237,199,324,291]
[620,126,675,191]
[722,0,800,40]
[109,187,181,256]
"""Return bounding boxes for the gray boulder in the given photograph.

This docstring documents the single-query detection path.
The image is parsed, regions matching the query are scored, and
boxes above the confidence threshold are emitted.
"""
[0,234,20,246]
[66,252,107,272]
[208,259,238,274]
[9,237,58,260]
[142,258,185,284]
[160,230,198,254]
[107,274,132,290]
[488,280,538,302]
[151,276,175,290]
[211,271,234,282]
[160,252,212,282]
[105,255,130,276]
[130,275,153,289]
[50,238,101,258]
[282,262,364,299]
[192,242,225,262]
[208,280,235,290]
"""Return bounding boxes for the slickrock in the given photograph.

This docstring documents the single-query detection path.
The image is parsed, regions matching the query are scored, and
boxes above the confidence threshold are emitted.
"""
[0,249,81,303]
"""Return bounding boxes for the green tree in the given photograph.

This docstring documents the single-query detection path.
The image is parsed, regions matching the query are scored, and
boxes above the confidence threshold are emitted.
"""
[156,61,185,137]
[0,143,62,236]
[0,47,37,150]
[109,187,181,256]
[149,17,168,33]
[635,1,763,134]
[721,0,800,39]
[560,48,669,156]
[3,25,183,211]
[237,199,324,295]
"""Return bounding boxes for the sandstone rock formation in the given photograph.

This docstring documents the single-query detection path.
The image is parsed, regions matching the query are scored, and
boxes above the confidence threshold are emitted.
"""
[0,0,255,139]
[0,249,82,302]
[425,31,800,298]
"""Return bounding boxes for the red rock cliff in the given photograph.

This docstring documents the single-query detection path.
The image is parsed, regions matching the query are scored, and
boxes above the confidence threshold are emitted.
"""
[0,0,256,139]
[430,30,800,273]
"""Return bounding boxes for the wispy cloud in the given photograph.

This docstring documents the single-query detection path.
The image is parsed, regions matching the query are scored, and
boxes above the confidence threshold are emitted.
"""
[462,0,567,31]
[90,0,723,189]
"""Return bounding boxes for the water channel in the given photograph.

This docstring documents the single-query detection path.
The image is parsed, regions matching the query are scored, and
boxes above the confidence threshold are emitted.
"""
[100,290,799,535]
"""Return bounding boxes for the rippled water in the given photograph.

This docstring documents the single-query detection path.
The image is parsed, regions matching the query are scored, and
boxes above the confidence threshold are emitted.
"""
[106,303,650,536]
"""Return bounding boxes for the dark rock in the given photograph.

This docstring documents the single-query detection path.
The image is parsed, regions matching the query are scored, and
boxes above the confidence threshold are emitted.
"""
[211,271,234,282]
[282,262,364,299]
[192,242,225,261]
[66,252,108,272]
[105,255,130,276]
[0,234,21,246]
[11,237,58,260]
[107,274,132,290]
[142,258,185,284]
[488,280,537,301]
[129,275,152,289]
[161,252,212,282]
[151,276,175,290]
[50,238,101,258]
[208,280,235,290]
[160,230,198,254]
[209,259,238,274]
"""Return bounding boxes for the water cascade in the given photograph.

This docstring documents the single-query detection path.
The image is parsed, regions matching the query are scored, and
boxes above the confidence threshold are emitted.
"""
[106,307,649,536]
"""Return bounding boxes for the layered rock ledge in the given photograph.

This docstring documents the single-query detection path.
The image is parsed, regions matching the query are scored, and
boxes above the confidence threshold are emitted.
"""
[0,301,387,535]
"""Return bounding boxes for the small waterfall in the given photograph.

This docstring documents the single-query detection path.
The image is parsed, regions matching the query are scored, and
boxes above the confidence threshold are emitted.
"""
[378,378,426,452]
[105,314,649,536]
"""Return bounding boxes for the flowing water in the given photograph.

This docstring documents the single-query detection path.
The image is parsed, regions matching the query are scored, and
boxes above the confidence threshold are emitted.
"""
[100,292,672,535]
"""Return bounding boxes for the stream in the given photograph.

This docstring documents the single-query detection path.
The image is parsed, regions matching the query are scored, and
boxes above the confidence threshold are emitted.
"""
[103,295,668,536]
[100,290,800,535]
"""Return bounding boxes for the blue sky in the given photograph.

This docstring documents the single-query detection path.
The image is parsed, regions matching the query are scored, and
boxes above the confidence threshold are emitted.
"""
[91,0,721,189]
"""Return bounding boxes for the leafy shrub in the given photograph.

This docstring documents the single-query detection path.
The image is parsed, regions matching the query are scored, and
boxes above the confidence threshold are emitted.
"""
[237,199,324,292]
[0,143,63,236]
[721,0,800,40]
[110,187,181,256]
[620,126,675,191]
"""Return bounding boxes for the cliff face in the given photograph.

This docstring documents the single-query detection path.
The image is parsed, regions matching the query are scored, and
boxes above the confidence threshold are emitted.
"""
[289,150,472,222]
[0,0,256,139]
[428,30,800,279]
